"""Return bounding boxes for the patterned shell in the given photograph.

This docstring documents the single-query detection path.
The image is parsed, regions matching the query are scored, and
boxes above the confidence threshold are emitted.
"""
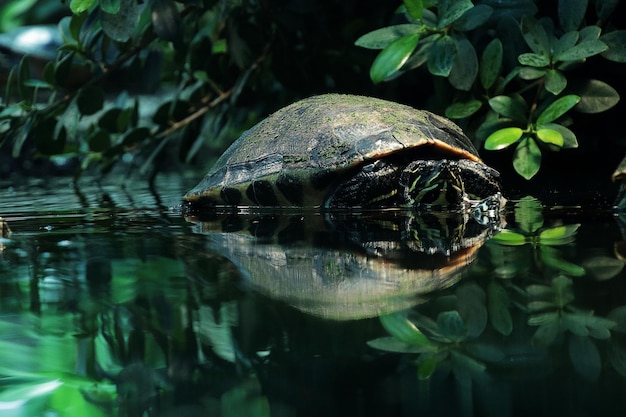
[184,94,484,207]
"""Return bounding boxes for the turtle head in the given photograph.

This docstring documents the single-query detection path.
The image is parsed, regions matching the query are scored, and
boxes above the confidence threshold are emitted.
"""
[400,160,465,209]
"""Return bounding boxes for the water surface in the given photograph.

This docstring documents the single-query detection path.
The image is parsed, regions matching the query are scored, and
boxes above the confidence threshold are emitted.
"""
[1,174,626,417]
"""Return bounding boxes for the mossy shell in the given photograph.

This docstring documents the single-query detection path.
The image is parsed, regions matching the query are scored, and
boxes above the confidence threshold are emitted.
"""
[184,94,486,207]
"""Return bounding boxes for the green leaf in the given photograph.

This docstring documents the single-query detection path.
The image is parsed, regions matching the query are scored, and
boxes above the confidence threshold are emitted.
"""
[355,24,423,50]
[417,355,438,380]
[456,283,487,338]
[4,66,15,103]
[528,311,560,326]
[541,247,586,276]
[403,33,438,70]
[488,95,528,123]
[518,66,546,80]
[101,0,141,42]
[76,85,104,116]
[608,306,626,333]
[484,127,524,150]
[492,230,527,246]
[535,128,564,147]
[151,0,183,43]
[453,4,493,32]
[445,100,482,118]
[558,0,588,31]
[600,30,626,63]
[403,0,424,20]
[480,38,502,89]
[536,95,580,125]
[494,66,521,94]
[532,320,560,347]
[89,129,111,152]
[555,40,608,61]
[427,35,457,76]
[99,108,124,133]
[538,123,578,148]
[379,314,432,347]
[580,25,601,41]
[514,196,544,233]
[487,281,513,336]
[518,52,550,67]
[520,16,550,56]
[42,61,56,87]
[528,300,556,313]
[569,335,601,381]
[538,224,580,245]
[70,0,96,13]
[581,255,624,281]
[573,79,620,113]
[100,0,120,14]
[68,12,88,41]
[437,311,467,341]
[55,53,74,86]
[608,342,626,377]
[17,55,31,101]
[553,31,579,57]
[448,36,478,91]
[596,0,620,19]
[580,314,616,339]
[437,0,474,28]
[513,137,541,180]
[121,127,151,147]
[544,69,567,95]
[367,337,428,353]
[563,313,589,336]
[370,33,421,83]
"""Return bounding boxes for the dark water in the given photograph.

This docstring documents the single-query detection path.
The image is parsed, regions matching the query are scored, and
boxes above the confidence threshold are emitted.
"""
[2,174,626,417]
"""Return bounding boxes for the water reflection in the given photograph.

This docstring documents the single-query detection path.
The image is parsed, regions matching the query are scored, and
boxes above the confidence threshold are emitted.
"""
[2,178,626,416]
[186,210,497,320]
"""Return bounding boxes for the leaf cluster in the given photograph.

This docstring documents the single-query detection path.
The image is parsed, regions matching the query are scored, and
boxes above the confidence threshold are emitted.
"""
[356,0,625,179]
[0,0,380,179]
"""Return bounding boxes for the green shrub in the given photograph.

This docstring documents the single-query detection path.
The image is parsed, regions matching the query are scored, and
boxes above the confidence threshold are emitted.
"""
[356,0,625,179]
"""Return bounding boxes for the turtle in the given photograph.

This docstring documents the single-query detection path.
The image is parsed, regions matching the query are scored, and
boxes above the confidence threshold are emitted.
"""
[183,94,503,217]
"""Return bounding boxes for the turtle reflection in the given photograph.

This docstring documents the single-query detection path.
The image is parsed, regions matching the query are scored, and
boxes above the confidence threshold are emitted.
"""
[186,210,500,320]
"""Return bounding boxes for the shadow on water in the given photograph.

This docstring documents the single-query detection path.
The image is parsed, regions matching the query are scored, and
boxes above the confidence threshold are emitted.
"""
[2,175,626,416]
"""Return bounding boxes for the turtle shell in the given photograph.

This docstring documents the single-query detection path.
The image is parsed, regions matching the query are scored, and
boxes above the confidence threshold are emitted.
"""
[184,94,489,208]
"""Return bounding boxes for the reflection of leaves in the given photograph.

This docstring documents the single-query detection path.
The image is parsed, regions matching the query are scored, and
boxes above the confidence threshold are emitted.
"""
[456,283,487,338]
[371,305,500,381]
[367,337,428,354]
[378,313,435,350]
[487,281,513,336]
[514,196,544,233]
[607,335,626,377]
[221,377,270,417]
[527,276,617,352]
[527,275,575,311]
[607,306,626,333]
[493,200,584,276]
[532,317,560,347]
[437,310,467,342]
[540,246,586,276]
[416,355,438,380]
[569,335,601,381]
